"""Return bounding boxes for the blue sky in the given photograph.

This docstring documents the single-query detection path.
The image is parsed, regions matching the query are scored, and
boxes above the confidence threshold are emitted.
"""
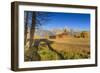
[39,12,90,31]
[25,11,90,31]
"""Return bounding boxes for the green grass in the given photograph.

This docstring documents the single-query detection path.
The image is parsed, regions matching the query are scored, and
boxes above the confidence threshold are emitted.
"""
[60,50,90,60]
[38,42,60,61]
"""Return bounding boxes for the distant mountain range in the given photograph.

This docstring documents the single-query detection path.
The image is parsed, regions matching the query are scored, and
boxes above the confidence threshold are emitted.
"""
[34,28,89,37]
[34,29,56,37]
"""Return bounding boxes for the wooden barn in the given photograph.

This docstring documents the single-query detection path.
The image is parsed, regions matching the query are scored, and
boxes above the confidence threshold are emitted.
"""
[56,32,68,39]
[49,29,69,39]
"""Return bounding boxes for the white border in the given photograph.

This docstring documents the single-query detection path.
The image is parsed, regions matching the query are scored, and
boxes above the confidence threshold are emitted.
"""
[18,5,96,68]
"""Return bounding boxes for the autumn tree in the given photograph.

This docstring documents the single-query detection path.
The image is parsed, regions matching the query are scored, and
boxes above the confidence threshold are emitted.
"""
[24,12,29,45]
[26,11,50,48]
[29,12,36,49]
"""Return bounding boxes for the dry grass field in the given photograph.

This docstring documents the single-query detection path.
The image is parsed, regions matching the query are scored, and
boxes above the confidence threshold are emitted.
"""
[50,37,90,59]
[24,36,90,61]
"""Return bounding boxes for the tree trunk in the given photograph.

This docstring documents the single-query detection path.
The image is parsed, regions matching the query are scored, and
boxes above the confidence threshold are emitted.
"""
[29,12,36,48]
[24,12,28,45]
